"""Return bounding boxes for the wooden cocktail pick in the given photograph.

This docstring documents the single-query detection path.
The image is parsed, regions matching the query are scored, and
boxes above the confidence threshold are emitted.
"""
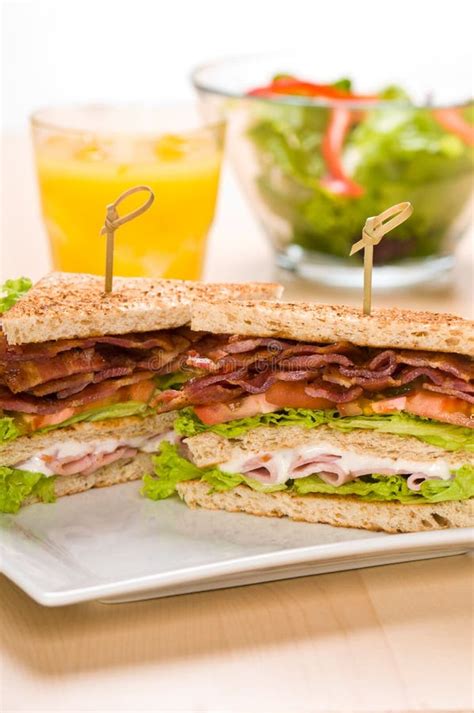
[100,185,155,292]
[350,202,413,315]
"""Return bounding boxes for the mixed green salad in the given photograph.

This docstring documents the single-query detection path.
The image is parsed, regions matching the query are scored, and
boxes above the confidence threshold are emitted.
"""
[246,76,474,262]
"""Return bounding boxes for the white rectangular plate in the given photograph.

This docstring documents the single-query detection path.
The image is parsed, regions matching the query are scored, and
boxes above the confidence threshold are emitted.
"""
[1,481,472,606]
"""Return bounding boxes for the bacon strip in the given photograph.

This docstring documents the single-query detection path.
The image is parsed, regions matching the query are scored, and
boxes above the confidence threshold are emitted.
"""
[304,381,363,403]
[2,349,106,393]
[423,383,474,404]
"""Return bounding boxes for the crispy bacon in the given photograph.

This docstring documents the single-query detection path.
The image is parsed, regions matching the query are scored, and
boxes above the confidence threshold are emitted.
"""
[1,324,472,433]
[423,383,474,404]
[94,331,181,351]
[304,381,363,403]
[2,349,106,393]
[396,350,474,381]
[30,372,95,398]
[224,337,291,354]
[0,372,155,414]
[0,332,96,362]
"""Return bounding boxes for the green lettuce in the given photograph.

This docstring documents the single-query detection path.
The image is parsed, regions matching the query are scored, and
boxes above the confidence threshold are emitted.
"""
[1,401,156,447]
[0,416,23,445]
[0,467,56,514]
[37,401,155,434]
[142,443,474,505]
[154,371,196,390]
[293,465,474,503]
[142,442,286,501]
[174,408,473,452]
[0,277,32,313]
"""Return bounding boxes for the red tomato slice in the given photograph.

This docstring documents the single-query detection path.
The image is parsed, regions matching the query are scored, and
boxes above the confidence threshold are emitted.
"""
[405,390,471,419]
[337,400,365,417]
[371,395,407,414]
[265,382,334,410]
[23,379,157,432]
[24,408,76,431]
[370,389,472,426]
[194,394,278,426]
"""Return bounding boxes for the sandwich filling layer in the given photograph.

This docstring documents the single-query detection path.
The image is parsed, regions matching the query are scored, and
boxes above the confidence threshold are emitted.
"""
[14,430,176,477]
[142,442,474,505]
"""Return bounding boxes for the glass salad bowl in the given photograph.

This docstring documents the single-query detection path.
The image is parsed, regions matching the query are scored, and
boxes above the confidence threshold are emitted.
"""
[192,52,474,288]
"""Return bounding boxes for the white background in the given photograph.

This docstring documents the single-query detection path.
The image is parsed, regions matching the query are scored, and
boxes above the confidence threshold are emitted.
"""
[2,0,473,129]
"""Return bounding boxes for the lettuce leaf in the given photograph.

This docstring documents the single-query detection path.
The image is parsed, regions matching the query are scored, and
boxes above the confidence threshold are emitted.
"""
[293,466,474,503]
[174,408,473,452]
[174,407,329,439]
[142,442,286,501]
[0,277,32,313]
[38,401,155,433]
[142,442,205,500]
[154,371,196,390]
[142,444,474,505]
[0,467,56,514]
[0,416,23,445]
[330,412,474,452]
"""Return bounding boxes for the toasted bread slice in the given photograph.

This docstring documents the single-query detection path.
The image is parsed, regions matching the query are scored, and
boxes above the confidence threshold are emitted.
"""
[190,301,474,356]
[0,411,175,467]
[177,480,474,533]
[2,272,283,345]
[183,425,471,470]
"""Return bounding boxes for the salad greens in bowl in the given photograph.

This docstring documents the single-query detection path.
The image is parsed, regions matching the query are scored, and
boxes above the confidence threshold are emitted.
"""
[193,54,474,288]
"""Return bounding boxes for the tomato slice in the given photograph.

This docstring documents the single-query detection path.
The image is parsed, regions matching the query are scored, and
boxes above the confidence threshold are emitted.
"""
[405,390,471,419]
[337,400,365,417]
[22,379,157,432]
[194,394,277,426]
[371,395,407,415]
[265,382,334,410]
[370,389,472,426]
[432,109,474,147]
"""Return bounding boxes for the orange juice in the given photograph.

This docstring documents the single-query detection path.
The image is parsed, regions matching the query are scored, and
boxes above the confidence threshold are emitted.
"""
[32,110,223,279]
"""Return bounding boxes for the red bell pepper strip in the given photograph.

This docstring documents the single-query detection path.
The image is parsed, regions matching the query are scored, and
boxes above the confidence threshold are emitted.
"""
[247,77,371,198]
[320,108,364,198]
[247,79,378,102]
[432,108,474,146]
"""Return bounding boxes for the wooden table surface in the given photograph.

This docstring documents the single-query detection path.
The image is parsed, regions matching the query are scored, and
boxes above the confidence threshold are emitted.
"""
[1,135,473,713]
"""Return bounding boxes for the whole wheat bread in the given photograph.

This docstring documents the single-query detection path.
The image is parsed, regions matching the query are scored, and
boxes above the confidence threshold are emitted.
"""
[177,480,474,533]
[2,272,283,345]
[190,301,474,356]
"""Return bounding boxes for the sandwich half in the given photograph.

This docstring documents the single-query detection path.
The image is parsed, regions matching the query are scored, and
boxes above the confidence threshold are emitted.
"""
[0,274,282,513]
[143,301,474,533]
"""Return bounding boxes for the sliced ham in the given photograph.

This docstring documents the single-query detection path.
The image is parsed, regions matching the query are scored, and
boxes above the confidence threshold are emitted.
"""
[44,446,138,476]
[238,454,277,482]
[406,472,445,491]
